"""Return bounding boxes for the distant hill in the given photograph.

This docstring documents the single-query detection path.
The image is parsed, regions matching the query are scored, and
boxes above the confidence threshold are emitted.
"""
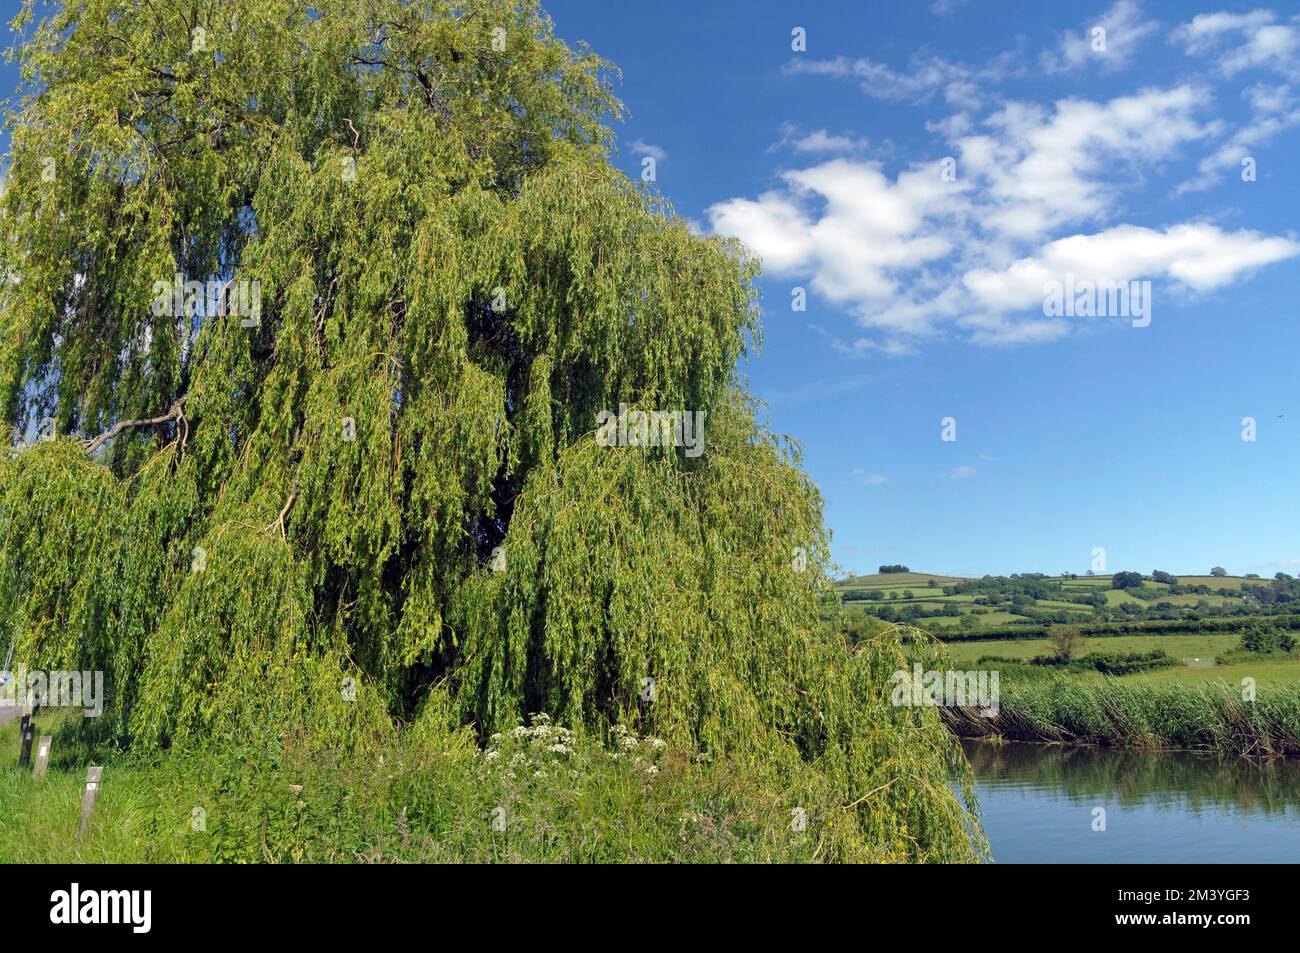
[834,571,1270,631]
[838,571,968,588]
[836,572,1258,589]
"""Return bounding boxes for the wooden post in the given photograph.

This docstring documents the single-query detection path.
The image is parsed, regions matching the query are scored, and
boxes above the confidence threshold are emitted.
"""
[18,714,33,767]
[78,766,103,837]
[33,735,52,778]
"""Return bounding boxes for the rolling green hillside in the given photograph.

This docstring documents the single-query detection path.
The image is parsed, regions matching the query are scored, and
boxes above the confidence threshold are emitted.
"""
[836,570,1282,631]
[851,569,1300,692]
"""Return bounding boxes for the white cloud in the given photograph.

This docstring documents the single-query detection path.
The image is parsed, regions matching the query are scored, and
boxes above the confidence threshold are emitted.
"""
[846,337,919,357]
[786,52,1004,111]
[954,85,1218,241]
[1042,1,1159,74]
[1178,82,1300,192]
[707,159,962,311]
[926,112,975,139]
[708,83,1298,352]
[960,314,1073,347]
[1174,9,1300,78]
[964,224,1300,308]
[721,24,1300,354]
[1177,10,1278,51]
[628,139,667,162]
[851,468,889,485]
[769,123,870,156]
[707,190,813,274]
[1253,558,1300,571]
[947,465,977,479]
[808,323,919,358]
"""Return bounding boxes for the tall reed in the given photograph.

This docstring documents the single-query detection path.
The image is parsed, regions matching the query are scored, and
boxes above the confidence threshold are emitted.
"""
[944,675,1300,757]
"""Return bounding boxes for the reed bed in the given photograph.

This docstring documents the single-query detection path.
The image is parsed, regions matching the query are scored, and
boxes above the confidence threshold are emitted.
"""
[943,676,1300,757]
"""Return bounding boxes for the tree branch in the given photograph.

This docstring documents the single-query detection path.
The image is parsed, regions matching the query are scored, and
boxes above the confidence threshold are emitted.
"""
[265,489,298,541]
[83,396,187,454]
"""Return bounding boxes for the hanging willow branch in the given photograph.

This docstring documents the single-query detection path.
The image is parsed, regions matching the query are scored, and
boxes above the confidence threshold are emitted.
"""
[0,0,987,863]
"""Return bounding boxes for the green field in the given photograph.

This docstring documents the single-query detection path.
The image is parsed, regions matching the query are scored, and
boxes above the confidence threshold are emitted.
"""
[944,634,1239,664]
[945,634,1300,683]
[1128,658,1300,686]
[854,569,1300,696]
[838,572,967,588]
[838,570,1264,630]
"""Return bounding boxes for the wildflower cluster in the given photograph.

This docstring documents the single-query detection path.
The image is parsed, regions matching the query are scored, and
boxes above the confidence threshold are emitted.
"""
[478,714,667,782]
[609,723,668,775]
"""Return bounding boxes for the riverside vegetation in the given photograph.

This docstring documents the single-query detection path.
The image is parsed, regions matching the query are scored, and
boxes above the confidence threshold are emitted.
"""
[843,572,1300,756]
[0,0,985,863]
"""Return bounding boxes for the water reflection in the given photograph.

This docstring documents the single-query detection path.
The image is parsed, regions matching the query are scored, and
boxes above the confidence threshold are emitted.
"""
[962,740,1300,863]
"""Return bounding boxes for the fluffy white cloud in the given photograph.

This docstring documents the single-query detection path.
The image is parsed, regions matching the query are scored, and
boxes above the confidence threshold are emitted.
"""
[1178,9,1278,51]
[628,139,666,162]
[725,19,1300,354]
[708,83,1298,352]
[769,123,871,156]
[1042,1,1159,74]
[954,86,1217,241]
[707,190,813,274]
[964,224,1300,310]
[707,159,963,310]
[1174,9,1300,78]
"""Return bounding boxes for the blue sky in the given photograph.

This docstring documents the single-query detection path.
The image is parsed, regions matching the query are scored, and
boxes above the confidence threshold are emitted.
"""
[2,1,1298,579]
[543,0,1300,578]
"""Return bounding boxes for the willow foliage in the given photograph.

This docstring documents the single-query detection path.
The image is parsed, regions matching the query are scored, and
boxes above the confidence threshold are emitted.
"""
[0,0,983,860]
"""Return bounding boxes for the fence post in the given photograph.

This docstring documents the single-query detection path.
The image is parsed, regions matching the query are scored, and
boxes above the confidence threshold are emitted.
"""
[33,735,52,778]
[78,766,103,837]
[18,712,34,767]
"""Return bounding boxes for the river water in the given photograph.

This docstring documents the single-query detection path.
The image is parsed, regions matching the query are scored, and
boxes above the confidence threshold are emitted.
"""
[961,739,1300,863]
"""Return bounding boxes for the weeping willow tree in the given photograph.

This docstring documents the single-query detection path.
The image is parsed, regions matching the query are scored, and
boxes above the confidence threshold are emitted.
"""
[0,0,983,860]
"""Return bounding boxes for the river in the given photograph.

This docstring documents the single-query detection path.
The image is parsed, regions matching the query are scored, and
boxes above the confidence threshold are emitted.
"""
[961,739,1300,863]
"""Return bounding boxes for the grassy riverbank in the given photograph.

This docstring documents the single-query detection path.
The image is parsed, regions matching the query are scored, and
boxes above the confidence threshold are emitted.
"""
[0,702,985,864]
[944,676,1300,756]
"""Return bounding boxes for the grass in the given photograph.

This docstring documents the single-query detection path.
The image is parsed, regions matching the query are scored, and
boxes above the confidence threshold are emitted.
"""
[929,624,1300,755]
[837,572,966,588]
[941,632,1300,684]
[944,675,1300,756]
[1179,575,1253,589]
[842,576,1300,757]
[1132,658,1300,686]
[921,611,1030,627]
[0,710,971,863]
[944,634,1251,665]
[1101,589,1147,606]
